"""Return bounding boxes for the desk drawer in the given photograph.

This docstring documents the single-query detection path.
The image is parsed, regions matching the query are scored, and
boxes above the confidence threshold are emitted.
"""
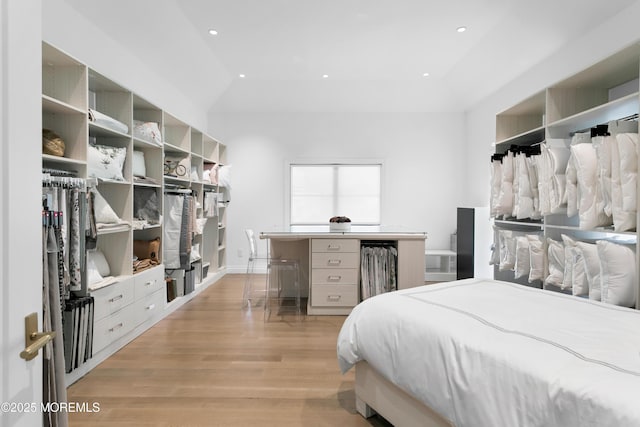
[312,239,359,253]
[312,252,359,269]
[312,284,358,307]
[312,268,358,285]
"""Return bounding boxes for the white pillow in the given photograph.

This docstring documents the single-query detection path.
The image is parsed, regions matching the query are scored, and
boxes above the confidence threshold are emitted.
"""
[218,164,232,189]
[86,256,104,285]
[133,120,162,146]
[490,159,502,218]
[92,188,121,224]
[544,238,564,288]
[597,240,636,307]
[489,226,500,265]
[575,241,601,301]
[514,235,530,279]
[570,245,589,297]
[88,144,126,181]
[617,133,638,212]
[527,235,544,283]
[132,150,146,178]
[498,230,516,272]
[561,234,576,291]
[88,249,110,277]
[611,135,636,231]
[571,143,607,230]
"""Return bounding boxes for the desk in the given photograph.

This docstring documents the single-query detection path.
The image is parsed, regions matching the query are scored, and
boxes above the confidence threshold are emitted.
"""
[261,227,426,315]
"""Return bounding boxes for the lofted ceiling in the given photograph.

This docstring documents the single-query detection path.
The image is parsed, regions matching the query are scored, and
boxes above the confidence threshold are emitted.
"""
[61,0,638,113]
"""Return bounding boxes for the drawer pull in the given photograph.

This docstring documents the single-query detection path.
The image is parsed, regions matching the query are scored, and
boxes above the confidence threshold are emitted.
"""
[328,275,342,281]
[328,259,342,266]
[327,295,342,302]
[146,304,156,311]
[145,280,154,286]
[108,322,123,332]
[327,245,341,251]
[109,294,123,303]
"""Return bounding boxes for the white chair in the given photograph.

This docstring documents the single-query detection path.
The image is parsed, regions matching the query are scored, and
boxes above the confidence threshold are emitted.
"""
[242,229,269,308]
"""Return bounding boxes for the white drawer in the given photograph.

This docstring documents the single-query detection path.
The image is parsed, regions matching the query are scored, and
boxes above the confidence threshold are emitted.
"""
[311,284,358,307]
[311,268,359,285]
[134,265,165,300]
[312,239,359,253]
[91,277,135,322]
[134,289,166,326]
[312,252,360,269]
[92,303,136,354]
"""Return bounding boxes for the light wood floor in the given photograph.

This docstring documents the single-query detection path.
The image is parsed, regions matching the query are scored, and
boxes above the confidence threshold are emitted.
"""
[67,274,391,426]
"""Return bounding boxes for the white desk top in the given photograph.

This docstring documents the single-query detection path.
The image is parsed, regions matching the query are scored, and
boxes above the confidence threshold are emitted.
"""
[261,225,427,240]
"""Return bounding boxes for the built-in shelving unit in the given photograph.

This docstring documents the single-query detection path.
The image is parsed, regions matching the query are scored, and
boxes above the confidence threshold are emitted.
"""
[42,41,228,385]
[491,42,640,300]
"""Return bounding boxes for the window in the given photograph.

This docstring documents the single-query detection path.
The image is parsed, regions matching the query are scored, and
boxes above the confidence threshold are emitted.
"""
[290,163,381,225]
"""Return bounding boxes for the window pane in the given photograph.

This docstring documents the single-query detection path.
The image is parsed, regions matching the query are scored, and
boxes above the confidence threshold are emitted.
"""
[336,166,380,223]
[290,164,381,225]
[291,166,333,224]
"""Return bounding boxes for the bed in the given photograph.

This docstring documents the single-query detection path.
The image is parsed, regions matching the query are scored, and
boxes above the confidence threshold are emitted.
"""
[337,278,640,427]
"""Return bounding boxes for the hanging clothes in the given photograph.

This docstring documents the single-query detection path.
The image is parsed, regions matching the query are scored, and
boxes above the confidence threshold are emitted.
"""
[360,243,398,300]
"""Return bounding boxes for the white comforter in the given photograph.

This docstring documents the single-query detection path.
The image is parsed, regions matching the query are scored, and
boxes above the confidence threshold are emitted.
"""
[337,279,640,427]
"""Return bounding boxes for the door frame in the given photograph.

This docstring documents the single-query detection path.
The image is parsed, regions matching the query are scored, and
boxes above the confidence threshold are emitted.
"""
[1,1,43,426]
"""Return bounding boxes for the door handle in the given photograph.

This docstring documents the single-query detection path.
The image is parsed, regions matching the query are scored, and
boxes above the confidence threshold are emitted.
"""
[20,312,56,361]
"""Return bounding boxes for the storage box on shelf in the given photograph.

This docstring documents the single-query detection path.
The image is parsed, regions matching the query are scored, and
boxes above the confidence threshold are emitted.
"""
[490,43,640,307]
[42,42,229,385]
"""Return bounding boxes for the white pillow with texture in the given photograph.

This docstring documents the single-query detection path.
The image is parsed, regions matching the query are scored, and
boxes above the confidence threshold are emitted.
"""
[561,234,576,291]
[87,249,110,277]
[571,143,607,230]
[92,188,121,224]
[597,240,636,307]
[575,241,601,301]
[514,235,530,279]
[87,256,104,285]
[527,235,544,283]
[545,238,564,288]
[570,246,589,297]
[490,160,502,218]
[88,144,126,181]
[617,133,638,212]
[132,150,146,177]
[489,226,500,265]
[498,230,516,272]
[611,135,636,231]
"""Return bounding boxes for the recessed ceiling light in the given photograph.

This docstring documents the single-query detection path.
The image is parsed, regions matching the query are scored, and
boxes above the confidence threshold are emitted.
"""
[239,74,246,78]
[457,26,467,33]
[208,29,218,36]
[423,72,430,77]
[322,74,329,79]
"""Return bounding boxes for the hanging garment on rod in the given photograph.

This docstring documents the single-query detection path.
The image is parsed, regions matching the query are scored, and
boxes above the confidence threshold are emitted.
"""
[360,244,398,300]
[164,193,196,269]
[42,208,69,427]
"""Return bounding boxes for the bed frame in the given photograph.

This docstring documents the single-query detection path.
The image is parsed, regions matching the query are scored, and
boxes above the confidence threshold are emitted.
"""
[355,361,453,427]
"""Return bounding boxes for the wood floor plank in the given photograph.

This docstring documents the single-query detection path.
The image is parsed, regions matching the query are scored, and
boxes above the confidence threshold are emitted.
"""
[67,274,390,426]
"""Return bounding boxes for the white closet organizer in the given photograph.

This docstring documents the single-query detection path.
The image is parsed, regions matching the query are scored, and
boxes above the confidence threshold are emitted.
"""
[42,42,228,384]
[491,43,640,308]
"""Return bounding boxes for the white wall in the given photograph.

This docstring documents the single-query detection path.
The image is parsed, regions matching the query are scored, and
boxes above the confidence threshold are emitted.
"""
[42,0,207,130]
[465,2,640,206]
[464,2,640,273]
[210,112,466,272]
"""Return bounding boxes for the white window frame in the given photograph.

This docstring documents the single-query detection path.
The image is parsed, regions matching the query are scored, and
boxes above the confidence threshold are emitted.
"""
[285,159,384,226]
